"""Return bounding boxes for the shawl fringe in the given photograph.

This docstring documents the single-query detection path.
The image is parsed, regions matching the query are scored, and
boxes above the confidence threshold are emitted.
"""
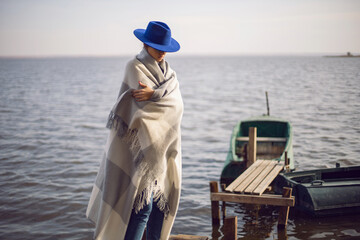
[133,183,170,218]
[106,111,143,166]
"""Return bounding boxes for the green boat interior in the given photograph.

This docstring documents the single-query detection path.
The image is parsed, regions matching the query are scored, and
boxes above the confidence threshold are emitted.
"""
[235,121,290,160]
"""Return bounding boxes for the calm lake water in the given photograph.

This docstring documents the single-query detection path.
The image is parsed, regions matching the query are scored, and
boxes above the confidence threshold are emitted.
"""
[0,55,359,239]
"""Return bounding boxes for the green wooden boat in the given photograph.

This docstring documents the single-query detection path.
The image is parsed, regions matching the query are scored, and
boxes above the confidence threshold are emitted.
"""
[274,165,360,216]
[220,115,294,186]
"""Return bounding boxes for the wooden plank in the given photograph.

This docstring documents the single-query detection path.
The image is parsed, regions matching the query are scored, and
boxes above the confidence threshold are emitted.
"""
[209,181,220,226]
[225,160,264,192]
[227,160,264,192]
[234,160,269,193]
[169,235,209,240]
[247,127,257,168]
[243,160,274,194]
[252,163,284,195]
[211,192,295,207]
[278,187,293,228]
[236,137,287,142]
[244,161,276,194]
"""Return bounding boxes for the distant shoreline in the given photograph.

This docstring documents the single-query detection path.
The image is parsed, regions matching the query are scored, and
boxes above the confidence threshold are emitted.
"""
[324,52,360,58]
[324,55,360,58]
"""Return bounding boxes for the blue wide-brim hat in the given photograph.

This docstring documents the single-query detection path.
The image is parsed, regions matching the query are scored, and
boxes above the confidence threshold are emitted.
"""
[134,21,180,53]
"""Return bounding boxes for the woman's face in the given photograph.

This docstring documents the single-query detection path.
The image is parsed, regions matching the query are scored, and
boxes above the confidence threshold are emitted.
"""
[146,46,166,62]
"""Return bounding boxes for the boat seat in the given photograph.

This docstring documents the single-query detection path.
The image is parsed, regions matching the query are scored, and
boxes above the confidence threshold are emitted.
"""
[236,140,286,159]
[236,137,287,142]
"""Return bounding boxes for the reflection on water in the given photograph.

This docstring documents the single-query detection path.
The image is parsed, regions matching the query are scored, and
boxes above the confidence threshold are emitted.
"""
[0,56,359,239]
[210,203,360,239]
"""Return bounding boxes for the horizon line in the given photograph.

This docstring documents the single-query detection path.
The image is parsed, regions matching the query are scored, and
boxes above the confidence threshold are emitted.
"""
[0,51,359,59]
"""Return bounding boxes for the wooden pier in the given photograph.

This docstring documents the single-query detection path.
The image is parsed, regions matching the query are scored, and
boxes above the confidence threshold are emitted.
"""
[209,127,295,239]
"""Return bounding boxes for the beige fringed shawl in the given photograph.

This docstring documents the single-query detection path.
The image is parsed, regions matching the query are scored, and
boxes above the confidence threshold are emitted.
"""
[86,48,183,240]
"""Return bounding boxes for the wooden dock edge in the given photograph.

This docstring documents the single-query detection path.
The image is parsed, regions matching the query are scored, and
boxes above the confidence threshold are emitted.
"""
[211,192,295,207]
[169,235,209,240]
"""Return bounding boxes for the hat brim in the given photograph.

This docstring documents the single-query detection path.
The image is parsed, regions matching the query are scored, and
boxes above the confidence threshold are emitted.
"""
[134,29,180,53]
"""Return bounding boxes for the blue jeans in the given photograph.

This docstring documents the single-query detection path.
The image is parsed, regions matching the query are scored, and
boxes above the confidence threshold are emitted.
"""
[124,194,164,240]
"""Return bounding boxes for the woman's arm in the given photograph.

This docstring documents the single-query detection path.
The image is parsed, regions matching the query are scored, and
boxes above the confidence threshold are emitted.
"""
[132,81,154,102]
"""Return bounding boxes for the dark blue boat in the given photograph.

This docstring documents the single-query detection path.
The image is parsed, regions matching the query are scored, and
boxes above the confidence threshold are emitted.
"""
[274,165,360,216]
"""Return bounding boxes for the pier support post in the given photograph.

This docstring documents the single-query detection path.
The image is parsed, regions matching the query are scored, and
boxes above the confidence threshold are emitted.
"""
[278,227,288,240]
[284,151,290,173]
[278,187,292,228]
[221,184,227,220]
[247,127,257,168]
[209,181,220,226]
[223,216,237,240]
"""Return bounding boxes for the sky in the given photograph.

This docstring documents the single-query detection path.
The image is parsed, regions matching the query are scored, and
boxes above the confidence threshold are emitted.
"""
[0,0,359,57]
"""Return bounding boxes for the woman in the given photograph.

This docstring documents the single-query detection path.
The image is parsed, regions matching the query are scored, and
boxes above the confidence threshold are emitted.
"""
[86,21,183,240]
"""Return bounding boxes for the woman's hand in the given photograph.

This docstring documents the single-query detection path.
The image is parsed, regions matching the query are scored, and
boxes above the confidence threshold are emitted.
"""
[132,81,154,102]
